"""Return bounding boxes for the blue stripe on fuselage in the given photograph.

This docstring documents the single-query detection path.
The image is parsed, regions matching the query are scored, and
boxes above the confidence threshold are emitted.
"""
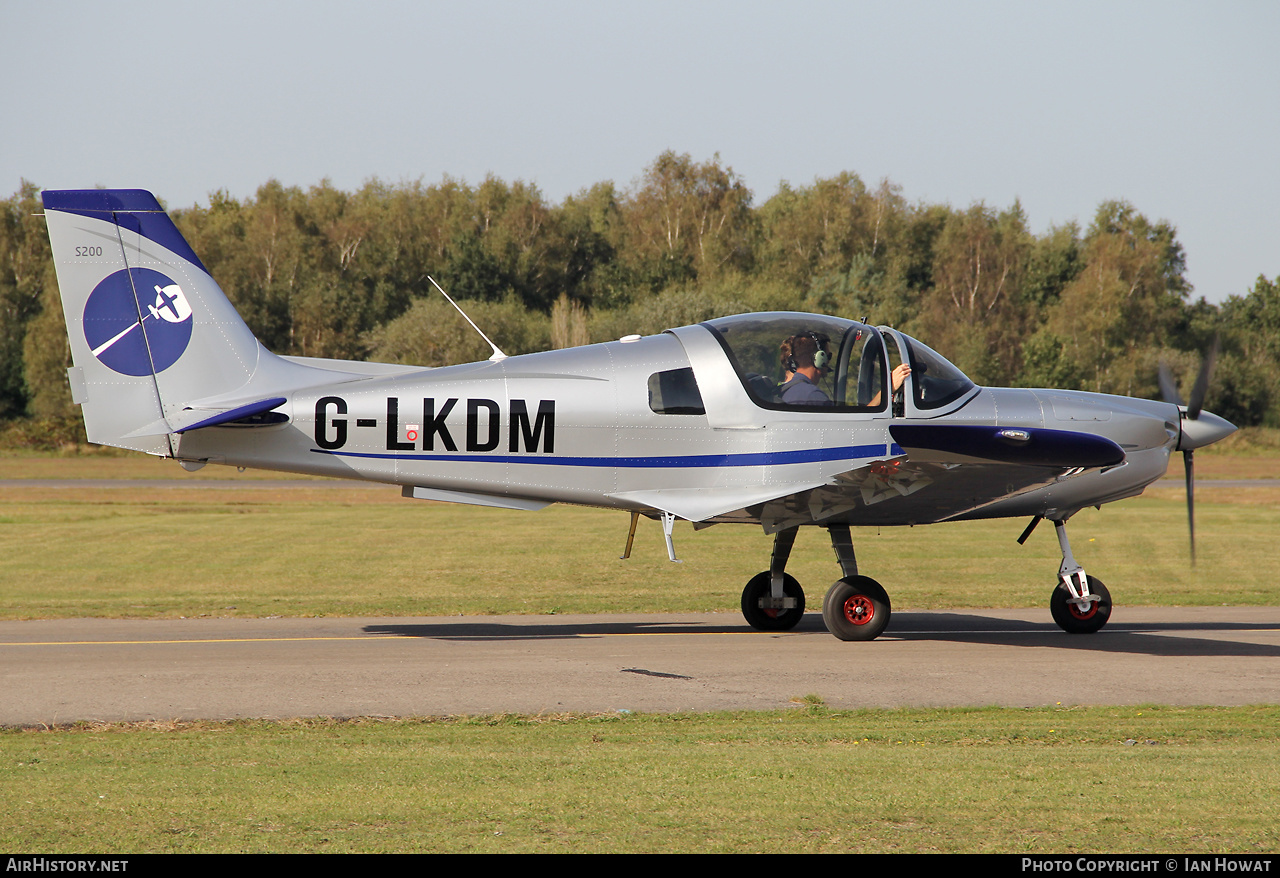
[311,442,902,468]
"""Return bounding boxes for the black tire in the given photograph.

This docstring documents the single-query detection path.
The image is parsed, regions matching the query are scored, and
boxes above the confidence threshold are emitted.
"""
[1050,575,1112,634]
[741,572,805,631]
[822,576,892,641]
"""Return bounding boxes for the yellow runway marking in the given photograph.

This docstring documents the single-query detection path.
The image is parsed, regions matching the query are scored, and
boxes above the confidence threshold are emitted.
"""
[0,636,405,646]
[0,631,741,647]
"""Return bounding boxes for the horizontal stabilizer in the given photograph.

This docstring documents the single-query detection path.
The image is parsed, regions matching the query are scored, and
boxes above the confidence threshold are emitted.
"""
[174,397,288,433]
[122,397,288,438]
[890,424,1125,469]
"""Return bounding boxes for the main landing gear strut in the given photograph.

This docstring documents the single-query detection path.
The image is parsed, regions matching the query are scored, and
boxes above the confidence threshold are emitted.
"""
[741,517,1114,640]
[741,524,892,641]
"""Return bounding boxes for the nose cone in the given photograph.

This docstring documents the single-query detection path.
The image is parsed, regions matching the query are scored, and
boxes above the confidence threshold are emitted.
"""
[1179,409,1237,451]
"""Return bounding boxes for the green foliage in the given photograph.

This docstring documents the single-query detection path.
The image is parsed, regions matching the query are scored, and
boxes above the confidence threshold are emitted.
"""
[805,252,885,319]
[3,158,1277,434]
[911,201,1034,385]
[550,293,589,349]
[1022,221,1082,308]
[0,413,86,450]
[1215,275,1280,427]
[0,182,51,418]
[618,151,756,291]
[21,260,73,419]
[758,172,872,285]
[1017,330,1090,390]
[1027,200,1195,396]
[365,296,550,367]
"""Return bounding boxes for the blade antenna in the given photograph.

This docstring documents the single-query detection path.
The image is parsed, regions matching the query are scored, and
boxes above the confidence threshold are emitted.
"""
[427,275,507,361]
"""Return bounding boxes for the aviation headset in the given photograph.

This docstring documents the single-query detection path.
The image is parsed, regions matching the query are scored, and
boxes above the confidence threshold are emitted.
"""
[785,332,831,373]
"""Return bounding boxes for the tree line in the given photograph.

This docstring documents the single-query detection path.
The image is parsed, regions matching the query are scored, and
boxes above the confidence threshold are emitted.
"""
[2,152,1277,446]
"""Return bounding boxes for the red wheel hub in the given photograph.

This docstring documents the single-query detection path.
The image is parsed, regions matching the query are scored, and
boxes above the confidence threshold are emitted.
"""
[842,594,875,626]
[1068,599,1098,621]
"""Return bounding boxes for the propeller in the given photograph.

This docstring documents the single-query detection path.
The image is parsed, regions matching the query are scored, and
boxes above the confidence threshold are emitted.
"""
[1158,335,1226,565]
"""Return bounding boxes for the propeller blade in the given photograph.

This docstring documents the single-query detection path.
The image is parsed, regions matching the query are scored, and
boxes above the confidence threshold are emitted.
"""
[1158,360,1183,406]
[1183,448,1196,565]
[1164,335,1223,566]
[1186,334,1219,420]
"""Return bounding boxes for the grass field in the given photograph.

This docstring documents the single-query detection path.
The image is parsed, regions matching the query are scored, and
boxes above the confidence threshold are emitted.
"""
[1,460,1277,620]
[2,450,1278,853]
[3,706,1278,853]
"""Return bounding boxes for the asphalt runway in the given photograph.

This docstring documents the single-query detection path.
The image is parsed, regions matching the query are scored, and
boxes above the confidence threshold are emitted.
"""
[3,607,1278,726]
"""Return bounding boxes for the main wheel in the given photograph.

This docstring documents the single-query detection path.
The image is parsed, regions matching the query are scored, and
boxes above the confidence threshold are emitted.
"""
[1049,575,1112,634]
[822,576,892,641]
[740,572,806,631]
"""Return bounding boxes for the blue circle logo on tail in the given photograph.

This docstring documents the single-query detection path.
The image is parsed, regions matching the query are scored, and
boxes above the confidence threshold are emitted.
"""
[83,268,193,375]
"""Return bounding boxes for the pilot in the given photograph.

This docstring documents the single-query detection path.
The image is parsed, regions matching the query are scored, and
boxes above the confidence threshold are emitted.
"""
[779,332,914,408]
[778,333,833,405]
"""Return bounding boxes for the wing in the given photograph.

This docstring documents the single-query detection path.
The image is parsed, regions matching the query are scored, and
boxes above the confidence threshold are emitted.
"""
[700,424,1125,533]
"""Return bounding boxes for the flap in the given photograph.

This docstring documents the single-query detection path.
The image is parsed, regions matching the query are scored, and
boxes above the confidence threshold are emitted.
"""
[401,485,551,511]
[609,481,827,523]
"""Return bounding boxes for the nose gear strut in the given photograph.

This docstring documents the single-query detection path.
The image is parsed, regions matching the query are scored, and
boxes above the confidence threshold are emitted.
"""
[1048,518,1112,634]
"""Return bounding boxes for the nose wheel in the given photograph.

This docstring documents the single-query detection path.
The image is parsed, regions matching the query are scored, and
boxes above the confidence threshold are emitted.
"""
[1046,519,1113,634]
[1050,575,1112,633]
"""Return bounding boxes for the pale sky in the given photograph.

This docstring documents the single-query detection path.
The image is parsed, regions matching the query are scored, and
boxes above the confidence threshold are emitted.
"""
[4,0,1276,303]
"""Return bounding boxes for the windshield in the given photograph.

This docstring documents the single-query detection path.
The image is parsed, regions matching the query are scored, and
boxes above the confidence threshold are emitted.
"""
[900,335,975,409]
[702,312,888,412]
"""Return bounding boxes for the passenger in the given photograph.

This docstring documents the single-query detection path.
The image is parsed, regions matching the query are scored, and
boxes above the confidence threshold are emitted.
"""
[870,362,913,407]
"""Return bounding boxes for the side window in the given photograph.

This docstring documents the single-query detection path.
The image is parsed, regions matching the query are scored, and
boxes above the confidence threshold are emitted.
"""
[648,368,706,415]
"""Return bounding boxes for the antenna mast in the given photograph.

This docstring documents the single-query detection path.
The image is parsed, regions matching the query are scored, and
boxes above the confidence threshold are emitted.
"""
[427,275,507,361]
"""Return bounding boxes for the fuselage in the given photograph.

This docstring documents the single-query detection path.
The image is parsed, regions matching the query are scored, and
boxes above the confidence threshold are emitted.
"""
[173,314,1221,529]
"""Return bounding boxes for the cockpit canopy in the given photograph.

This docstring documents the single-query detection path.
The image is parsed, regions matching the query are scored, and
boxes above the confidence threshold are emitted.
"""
[701,312,974,412]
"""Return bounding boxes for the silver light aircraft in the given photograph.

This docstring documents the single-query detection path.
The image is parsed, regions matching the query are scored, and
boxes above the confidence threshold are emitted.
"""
[41,189,1237,641]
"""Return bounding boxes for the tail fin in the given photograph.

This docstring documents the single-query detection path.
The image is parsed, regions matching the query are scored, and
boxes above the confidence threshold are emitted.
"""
[43,190,264,455]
